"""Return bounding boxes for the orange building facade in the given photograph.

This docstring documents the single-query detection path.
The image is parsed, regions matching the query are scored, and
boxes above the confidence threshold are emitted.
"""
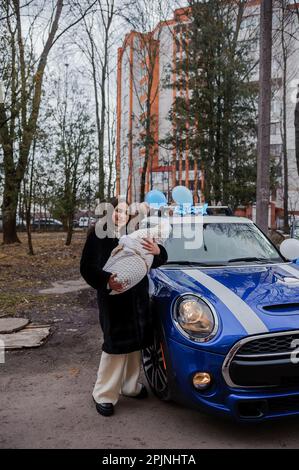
[116,8,199,203]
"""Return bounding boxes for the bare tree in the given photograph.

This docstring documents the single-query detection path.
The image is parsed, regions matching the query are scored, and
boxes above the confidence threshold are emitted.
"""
[275,0,299,232]
[50,67,95,246]
[0,0,63,244]
[288,0,299,184]
[22,135,36,255]
[121,0,171,202]
[106,61,116,198]
[296,84,299,177]
[0,0,97,244]
[76,0,127,201]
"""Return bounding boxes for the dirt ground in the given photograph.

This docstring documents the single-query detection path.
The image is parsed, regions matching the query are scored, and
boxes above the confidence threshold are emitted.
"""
[1,232,299,449]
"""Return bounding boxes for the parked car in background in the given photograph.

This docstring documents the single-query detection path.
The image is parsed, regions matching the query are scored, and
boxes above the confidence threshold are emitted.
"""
[31,218,63,231]
[291,219,299,240]
[78,216,96,228]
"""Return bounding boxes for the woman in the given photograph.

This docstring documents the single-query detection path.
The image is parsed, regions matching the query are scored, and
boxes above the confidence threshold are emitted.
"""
[80,197,168,416]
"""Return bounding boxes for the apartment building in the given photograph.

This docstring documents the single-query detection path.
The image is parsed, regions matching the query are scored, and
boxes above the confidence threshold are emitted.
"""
[116,2,299,223]
[116,8,192,203]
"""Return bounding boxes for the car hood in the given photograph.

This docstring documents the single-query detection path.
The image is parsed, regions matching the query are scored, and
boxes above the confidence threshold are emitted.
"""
[156,263,299,352]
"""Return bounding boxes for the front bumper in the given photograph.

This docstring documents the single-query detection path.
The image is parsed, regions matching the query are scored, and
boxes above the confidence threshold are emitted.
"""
[166,337,299,422]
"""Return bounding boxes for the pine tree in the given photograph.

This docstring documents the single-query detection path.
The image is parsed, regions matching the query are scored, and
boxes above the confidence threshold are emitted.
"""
[165,0,258,209]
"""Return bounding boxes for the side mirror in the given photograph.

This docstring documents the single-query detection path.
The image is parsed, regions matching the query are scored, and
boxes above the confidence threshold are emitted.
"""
[280,238,299,261]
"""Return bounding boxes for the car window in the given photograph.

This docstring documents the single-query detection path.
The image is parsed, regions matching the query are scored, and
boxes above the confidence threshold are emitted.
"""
[163,222,283,265]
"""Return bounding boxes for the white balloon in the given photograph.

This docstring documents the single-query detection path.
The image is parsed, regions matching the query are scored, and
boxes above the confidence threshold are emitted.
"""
[280,238,299,261]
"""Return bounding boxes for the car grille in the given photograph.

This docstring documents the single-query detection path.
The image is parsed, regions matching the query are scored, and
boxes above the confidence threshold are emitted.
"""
[235,332,299,358]
[223,331,299,388]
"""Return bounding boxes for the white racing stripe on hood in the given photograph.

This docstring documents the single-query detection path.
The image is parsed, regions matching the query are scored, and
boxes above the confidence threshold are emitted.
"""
[280,264,299,279]
[182,269,269,335]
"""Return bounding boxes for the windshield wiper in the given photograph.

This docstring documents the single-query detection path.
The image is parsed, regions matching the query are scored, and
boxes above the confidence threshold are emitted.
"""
[165,261,226,267]
[227,257,270,264]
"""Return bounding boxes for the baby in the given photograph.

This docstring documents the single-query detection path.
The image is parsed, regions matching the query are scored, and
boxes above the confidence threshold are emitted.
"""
[103,217,171,295]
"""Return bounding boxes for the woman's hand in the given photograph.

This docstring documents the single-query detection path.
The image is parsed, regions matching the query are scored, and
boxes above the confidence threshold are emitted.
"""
[141,238,160,255]
[108,273,124,292]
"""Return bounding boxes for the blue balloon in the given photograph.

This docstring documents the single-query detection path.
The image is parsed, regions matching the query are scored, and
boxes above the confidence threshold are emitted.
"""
[145,190,167,207]
[172,186,193,205]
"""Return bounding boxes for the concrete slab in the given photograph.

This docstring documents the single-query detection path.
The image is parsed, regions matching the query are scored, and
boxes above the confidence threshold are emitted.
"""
[0,317,29,334]
[0,326,51,349]
[39,279,90,294]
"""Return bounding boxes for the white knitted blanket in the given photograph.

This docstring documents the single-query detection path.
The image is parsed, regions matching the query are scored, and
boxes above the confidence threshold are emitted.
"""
[103,219,171,295]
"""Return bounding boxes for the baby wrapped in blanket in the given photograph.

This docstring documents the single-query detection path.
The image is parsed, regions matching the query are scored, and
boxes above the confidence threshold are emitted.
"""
[103,217,171,295]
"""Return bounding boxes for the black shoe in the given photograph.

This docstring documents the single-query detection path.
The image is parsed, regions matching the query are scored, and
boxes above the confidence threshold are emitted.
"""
[125,384,148,399]
[94,401,114,416]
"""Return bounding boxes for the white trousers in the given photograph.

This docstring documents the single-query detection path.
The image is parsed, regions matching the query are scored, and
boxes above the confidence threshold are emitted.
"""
[92,350,143,405]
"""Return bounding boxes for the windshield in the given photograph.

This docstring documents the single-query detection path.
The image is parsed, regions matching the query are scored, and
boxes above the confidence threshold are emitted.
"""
[163,222,283,266]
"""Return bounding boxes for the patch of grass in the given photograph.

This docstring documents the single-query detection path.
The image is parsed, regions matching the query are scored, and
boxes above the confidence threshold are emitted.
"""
[0,232,86,317]
[0,231,84,285]
[0,292,49,316]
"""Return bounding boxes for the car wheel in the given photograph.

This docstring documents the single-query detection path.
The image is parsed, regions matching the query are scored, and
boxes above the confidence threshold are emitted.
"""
[142,332,171,401]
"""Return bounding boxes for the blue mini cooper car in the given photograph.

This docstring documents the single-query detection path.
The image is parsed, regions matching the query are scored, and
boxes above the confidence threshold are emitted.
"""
[142,214,299,422]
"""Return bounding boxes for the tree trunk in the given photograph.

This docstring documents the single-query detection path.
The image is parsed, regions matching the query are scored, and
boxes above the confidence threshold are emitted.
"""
[2,206,19,244]
[1,86,21,243]
[25,207,34,255]
[99,62,107,200]
[281,16,289,234]
[295,85,299,177]
[140,102,152,202]
[65,218,73,246]
[2,176,21,244]
[256,0,272,233]
[90,38,102,199]
[65,182,78,246]
[140,147,150,202]
[24,140,36,255]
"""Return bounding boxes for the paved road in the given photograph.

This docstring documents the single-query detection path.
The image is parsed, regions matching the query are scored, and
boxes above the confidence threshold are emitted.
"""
[1,288,299,449]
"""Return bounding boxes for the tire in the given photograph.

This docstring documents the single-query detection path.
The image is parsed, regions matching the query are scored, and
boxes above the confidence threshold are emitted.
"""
[142,331,171,401]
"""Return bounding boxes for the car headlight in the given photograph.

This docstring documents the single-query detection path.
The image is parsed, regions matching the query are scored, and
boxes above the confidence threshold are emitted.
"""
[173,294,218,342]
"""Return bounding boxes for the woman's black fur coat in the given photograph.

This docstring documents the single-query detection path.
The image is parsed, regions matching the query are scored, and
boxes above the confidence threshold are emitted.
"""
[80,228,168,354]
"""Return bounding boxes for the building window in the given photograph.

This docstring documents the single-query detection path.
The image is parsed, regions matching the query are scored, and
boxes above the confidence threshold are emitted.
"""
[176,159,186,171]
[270,144,282,157]
[270,122,280,136]
[240,15,259,30]
[175,159,197,170]
[188,159,195,170]
[271,100,281,116]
